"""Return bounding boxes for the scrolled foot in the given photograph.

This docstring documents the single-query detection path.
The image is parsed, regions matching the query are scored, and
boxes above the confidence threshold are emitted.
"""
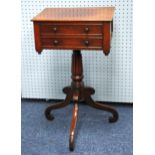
[69,135,74,151]
[45,108,55,121]
[108,111,119,123]
[44,101,67,121]
[85,95,119,123]
[44,92,72,121]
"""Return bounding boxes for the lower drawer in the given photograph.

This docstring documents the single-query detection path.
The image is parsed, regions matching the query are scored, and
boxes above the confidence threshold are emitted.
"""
[41,38,102,50]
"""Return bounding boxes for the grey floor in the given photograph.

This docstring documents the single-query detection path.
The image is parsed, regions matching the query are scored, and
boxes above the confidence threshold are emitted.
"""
[21,100,133,155]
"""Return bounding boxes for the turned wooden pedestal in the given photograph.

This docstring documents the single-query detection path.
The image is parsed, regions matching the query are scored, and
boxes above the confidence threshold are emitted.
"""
[45,50,119,151]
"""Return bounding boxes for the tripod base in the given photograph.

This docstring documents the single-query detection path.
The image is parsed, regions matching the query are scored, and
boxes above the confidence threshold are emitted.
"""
[44,50,119,151]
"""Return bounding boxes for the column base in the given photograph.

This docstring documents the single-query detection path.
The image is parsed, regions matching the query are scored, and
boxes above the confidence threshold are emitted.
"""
[44,50,119,151]
[45,85,119,151]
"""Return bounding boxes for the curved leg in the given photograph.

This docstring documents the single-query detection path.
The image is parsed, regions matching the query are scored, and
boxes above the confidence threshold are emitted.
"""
[45,91,72,121]
[85,95,118,123]
[69,96,79,151]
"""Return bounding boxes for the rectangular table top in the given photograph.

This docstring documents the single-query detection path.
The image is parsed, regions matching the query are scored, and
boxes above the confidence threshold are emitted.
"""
[32,7,115,22]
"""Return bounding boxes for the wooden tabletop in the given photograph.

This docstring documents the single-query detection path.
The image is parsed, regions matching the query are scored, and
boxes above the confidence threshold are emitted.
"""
[32,7,115,22]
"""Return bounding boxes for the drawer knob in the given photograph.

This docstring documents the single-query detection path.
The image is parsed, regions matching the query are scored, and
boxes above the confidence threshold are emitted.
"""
[84,40,89,46]
[53,40,59,45]
[53,27,57,32]
[84,27,89,33]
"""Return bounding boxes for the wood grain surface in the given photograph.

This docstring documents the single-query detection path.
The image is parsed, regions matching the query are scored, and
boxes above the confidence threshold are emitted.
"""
[32,7,115,22]
[33,7,118,151]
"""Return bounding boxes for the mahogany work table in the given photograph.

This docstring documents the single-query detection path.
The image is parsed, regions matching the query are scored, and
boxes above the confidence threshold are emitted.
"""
[32,7,119,151]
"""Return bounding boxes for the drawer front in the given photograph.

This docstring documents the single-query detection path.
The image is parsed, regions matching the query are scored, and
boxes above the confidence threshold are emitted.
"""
[40,23,103,35]
[41,38,102,50]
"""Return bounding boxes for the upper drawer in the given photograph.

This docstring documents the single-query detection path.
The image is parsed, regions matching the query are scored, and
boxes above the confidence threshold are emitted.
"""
[40,22,103,35]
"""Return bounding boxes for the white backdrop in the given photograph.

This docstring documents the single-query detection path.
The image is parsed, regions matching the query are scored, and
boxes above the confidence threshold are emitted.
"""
[21,0,133,103]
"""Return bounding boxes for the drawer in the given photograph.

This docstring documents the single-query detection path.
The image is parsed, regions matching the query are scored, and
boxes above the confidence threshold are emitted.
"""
[41,37,102,50]
[40,23,102,35]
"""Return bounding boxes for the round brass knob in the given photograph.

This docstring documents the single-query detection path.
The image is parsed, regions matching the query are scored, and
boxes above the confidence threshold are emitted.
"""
[53,27,57,32]
[53,40,59,45]
[84,27,89,33]
[84,40,89,46]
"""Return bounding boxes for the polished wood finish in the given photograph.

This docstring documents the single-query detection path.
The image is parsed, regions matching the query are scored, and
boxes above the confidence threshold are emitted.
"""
[44,50,118,151]
[32,7,114,54]
[32,7,118,151]
[32,7,115,22]
[41,37,102,50]
[103,22,111,55]
[33,22,42,53]
[40,22,103,35]
[33,21,113,54]
[69,103,78,151]
[45,90,73,121]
